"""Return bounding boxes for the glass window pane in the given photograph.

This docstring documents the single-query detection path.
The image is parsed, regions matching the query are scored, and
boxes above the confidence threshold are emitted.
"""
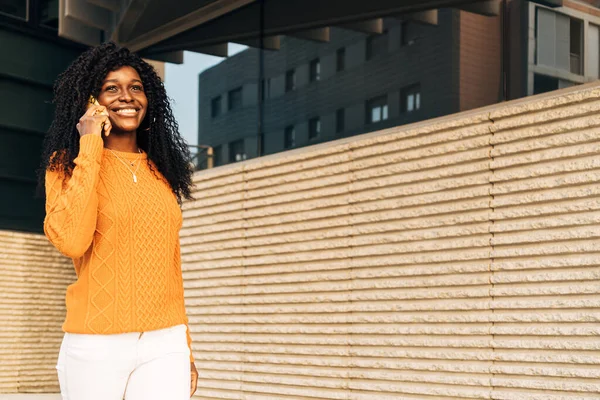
[310,59,320,82]
[402,84,421,113]
[570,18,582,75]
[286,69,296,91]
[40,0,58,28]
[285,126,296,148]
[372,107,380,123]
[336,48,345,72]
[0,0,27,19]
[211,96,221,118]
[407,94,414,112]
[309,117,320,139]
[228,87,242,110]
[229,139,246,163]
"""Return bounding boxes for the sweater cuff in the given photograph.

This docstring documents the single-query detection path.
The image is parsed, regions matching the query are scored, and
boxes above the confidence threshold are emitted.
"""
[79,134,104,162]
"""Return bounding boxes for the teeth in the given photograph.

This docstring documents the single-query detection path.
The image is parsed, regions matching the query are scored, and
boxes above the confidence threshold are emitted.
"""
[115,109,137,114]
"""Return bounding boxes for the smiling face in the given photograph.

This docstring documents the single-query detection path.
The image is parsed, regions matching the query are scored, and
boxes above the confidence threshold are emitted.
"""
[97,66,148,134]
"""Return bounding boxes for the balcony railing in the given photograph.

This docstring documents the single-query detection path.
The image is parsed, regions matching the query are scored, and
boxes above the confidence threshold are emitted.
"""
[188,145,214,171]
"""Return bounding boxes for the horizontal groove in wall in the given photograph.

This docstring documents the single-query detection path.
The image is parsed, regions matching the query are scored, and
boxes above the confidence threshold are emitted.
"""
[182,87,600,398]
[0,230,72,393]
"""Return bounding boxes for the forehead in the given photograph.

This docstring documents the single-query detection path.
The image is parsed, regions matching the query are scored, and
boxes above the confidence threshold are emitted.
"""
[103,66,142,83]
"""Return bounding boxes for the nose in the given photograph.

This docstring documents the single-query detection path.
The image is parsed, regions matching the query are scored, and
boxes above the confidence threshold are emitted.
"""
[119,90,133,102]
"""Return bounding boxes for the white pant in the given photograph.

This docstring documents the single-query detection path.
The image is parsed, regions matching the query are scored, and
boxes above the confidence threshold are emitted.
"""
[56,324,191,400]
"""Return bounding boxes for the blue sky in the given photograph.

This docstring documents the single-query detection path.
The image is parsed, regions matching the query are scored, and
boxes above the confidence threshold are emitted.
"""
[164,44,247,147]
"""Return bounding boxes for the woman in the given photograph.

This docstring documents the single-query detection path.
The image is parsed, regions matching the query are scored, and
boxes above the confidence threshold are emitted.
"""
[36,42,198,400]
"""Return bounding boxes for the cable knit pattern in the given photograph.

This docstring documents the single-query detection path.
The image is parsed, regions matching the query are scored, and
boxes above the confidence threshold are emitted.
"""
[44,134,194,362]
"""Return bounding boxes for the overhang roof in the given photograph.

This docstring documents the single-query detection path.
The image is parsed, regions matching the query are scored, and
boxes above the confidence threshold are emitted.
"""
[59,0,562,63]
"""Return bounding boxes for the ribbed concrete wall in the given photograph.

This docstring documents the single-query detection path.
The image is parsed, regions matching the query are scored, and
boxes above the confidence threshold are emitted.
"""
[1,84,599,398]
[0,230,73,394]
[181,84,600,399]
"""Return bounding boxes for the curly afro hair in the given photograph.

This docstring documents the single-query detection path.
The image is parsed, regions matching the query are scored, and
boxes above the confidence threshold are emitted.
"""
[36,42,194,204]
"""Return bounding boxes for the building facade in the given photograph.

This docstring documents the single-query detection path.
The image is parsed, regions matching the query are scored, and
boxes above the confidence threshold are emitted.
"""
[526,0,600,94]
[199,13,468,166]
[0,1,84,233]
[199,0,600,168]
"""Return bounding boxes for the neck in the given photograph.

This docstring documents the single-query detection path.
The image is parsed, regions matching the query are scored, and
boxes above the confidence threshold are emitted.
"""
[103,131,139,153]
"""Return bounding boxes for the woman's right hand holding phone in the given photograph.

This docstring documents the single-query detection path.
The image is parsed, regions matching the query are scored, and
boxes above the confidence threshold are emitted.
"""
[76,103,112,138]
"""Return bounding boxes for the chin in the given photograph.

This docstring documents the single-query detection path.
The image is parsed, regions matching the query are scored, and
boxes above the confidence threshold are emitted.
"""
[115,125,141,133]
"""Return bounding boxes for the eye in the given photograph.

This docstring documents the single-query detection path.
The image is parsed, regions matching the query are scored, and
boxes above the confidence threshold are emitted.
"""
[105,85,118,92]
[132,85,144,91]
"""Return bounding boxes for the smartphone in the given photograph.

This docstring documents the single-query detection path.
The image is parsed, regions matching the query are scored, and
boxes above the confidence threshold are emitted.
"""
[87,95,108,136]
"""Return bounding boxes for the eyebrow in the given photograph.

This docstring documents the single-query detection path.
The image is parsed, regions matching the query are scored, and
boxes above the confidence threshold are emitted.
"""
[103,79,143,84]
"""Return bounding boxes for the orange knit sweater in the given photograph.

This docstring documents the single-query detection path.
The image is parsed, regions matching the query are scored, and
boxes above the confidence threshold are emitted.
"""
[44,134,194,362]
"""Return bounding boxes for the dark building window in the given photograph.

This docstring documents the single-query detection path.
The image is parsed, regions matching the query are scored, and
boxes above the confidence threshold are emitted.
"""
[309,58,321,82]
[211,96,221,118]
[401,21,417,46]
[284,125,296,149]
[336,108,345,134]
[366,95,389,124]
[228,87,243,111]
[366,30,388,60]
[570,18,583,75]
[261,78,271,101]
[336,48,346,72]
[401,84,421,112]
[533,74,559,95]
[0,0,27,19]
[40,0,58,28]
[213,145,222,167]
[229,139,247,162]
[309,117,321,139]
[285,69,296,92]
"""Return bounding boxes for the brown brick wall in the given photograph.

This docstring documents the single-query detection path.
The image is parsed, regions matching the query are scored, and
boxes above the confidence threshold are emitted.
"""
[459,11,503,111]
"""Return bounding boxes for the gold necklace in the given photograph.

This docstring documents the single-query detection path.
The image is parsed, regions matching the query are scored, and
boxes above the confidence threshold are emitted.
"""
[108,148,143,183]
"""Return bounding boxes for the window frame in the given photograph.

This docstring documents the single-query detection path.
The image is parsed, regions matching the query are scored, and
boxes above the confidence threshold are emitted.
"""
[285,69,296,92]
[228,87,243,111]
[308,117,321,140]
[0,0,28,21]
[401,84,421,113]
[336,48,346,72]
[229,139,247,163]
[211,95,222,118]
[366,30,388,61]
[570,17,583,75]
[401,21,416,46]
[309,58,321,82]
[0,0,69,36]
[284,125,296,149]
[366,95,389,124]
